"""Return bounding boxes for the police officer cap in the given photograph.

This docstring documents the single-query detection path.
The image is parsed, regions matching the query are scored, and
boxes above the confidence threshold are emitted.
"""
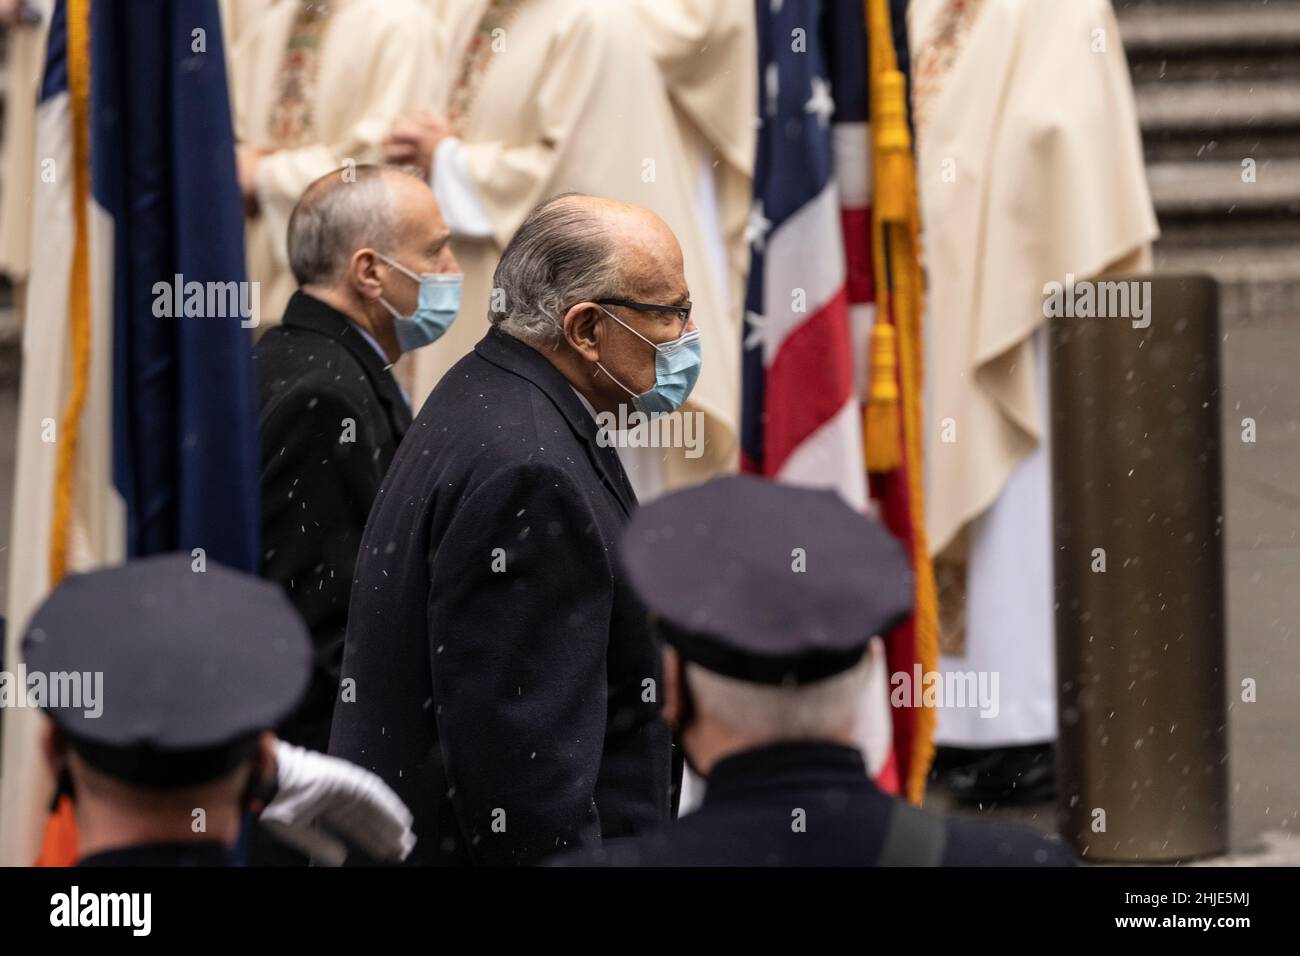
[22,554,311,787]
[620,476,913,685]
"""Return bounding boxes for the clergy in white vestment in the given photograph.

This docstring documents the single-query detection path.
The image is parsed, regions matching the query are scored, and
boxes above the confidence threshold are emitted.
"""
[388,0,740,494]
[630,0,756,330]
[218,0,274,48]
[217,0,272,121]
[0,0,52,306]
[909,0,1158,762]
[229,0,438,326]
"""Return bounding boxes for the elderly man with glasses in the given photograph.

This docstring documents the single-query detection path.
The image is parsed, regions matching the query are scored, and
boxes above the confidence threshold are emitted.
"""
[329,193,699,866]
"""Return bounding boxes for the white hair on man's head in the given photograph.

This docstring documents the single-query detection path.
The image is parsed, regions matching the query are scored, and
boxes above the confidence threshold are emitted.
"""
[686,654,871,742]
[287,164,425,287]
[489,193,623,346]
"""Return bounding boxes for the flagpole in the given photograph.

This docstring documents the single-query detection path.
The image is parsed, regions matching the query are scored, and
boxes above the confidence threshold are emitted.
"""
[866,0,940,804]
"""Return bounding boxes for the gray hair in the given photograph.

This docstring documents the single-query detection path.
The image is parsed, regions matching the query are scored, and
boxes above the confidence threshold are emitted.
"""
[490,193,622,346]
[287,164,424,286]
[686,655,871,742]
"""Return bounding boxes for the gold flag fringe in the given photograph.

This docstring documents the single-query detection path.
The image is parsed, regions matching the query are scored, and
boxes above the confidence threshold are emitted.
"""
[866,0,940,804]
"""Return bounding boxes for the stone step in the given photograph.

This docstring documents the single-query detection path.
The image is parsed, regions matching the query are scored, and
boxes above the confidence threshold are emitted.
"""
[1142,128,1300,166]
[1159,212,1300,248]
[1120,2,1300,130]
[1127,45,1300,85]
[1147,157,1300,219]
[1149,158,1300,254]
[1118,0,1300,313]
[1137,80,1300,134]
[1118,0,1300,166]
[1118,1,1300,56]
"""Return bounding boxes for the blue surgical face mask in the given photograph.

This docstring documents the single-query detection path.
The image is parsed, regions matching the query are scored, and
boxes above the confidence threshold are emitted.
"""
[375,253,463,352]
[595,305,702,414]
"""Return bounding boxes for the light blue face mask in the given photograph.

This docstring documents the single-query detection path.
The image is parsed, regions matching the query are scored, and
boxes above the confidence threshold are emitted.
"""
[376,253,463,352]
[596,305,703,414]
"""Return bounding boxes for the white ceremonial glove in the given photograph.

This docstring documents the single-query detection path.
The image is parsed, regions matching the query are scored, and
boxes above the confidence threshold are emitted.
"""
[259,741,417,866]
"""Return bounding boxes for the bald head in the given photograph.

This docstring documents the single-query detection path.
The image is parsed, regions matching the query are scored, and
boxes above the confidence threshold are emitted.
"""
[490,193,684,346]
[287,164,437,287]
[285,164,456,361]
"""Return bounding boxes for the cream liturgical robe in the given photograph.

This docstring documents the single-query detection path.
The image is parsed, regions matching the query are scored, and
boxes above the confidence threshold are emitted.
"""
[414,0,739,488]
[0,0,52,286]
[910,0,1157,744]
[218,0,275,48]
[630,0,757,322]
[230,0,438,325]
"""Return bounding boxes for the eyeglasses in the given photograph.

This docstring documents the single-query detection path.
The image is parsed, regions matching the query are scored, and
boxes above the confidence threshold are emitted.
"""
[595,298,693,337]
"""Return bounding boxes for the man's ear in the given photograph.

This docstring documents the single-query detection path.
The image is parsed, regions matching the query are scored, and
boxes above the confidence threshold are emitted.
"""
[562,302,602,361]
[349,248,384,302]
[662,647,681,728]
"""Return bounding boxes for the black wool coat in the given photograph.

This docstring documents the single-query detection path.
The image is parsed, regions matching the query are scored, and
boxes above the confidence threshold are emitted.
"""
[329,326,675,865]
[255,291,411,753]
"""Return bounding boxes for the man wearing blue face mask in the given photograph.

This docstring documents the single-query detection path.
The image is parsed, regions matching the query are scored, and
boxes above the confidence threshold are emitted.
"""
[252,166,460,867]
[330,193,698,865]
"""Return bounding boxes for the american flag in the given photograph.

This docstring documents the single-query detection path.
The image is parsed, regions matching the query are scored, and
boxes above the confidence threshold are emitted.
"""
[741,0,906,792]
[741,0,914,468]
[743,0,866,505]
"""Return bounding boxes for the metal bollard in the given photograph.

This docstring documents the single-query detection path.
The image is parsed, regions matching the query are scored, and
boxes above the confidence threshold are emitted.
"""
[1050,273,1228,862]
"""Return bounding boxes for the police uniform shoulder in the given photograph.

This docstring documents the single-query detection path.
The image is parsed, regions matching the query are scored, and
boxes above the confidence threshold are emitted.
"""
[941,815,1078,867]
